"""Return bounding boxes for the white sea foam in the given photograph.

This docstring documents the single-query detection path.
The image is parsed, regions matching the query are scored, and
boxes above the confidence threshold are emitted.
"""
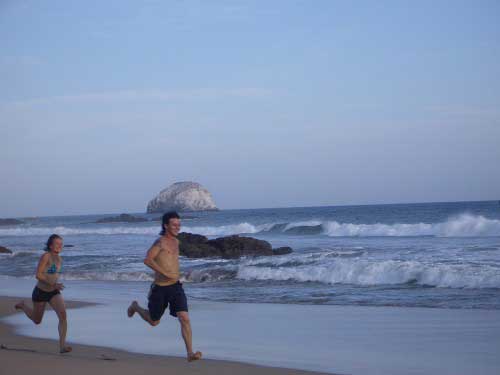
[0,214,498,237]
[60,268,238,283]
[61,271,154,282]
[0,225,161,236]
[237,259,500,288]
[3,250,499,288]
[183,266,237,283]
[283,220,323,231]
[323,214,500,237]
[182,222,262,236]
[0,222,262,237]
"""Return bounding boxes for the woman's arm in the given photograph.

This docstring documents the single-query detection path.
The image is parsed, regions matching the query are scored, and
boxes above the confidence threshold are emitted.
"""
[35,253,53,285]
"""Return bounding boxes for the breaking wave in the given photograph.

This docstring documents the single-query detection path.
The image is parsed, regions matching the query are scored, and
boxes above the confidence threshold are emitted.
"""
[0,225,161,236]
[54,250,494,288]
[2,245,499,288]
[322,214,500,237]
[237,257,500,289]
[0,214,498,238]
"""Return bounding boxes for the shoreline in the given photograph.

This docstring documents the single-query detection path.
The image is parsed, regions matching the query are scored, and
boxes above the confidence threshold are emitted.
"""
[0,295,332,375]
[2,281,500,375]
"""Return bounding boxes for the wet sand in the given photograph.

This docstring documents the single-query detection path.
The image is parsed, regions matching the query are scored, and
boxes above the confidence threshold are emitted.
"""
[0,295,332,375]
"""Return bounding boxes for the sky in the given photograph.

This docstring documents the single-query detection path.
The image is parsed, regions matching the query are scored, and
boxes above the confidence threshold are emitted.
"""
[1,0,499,217]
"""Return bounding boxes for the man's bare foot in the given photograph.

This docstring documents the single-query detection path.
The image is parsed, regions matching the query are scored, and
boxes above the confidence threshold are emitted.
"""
[60,346,72,354]
[127,301,137,318]
[187,351,202,362]
[14,301,24,311]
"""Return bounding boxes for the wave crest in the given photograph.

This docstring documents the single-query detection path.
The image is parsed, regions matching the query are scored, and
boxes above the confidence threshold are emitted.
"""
[323,214,500,237]
[237,259,500,288]
[0,214,498,238]
[0,226,160,236]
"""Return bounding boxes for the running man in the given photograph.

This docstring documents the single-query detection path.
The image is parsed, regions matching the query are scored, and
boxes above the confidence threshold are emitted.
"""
[15,234,72,353]
[127,211,202,362]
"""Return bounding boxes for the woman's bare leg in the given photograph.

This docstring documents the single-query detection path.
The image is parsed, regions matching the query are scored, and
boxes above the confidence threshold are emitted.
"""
[15,300,46,325]
[48,294,71,353]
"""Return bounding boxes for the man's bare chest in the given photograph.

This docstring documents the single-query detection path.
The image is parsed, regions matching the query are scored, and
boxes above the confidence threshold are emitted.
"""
[156,242,179,262]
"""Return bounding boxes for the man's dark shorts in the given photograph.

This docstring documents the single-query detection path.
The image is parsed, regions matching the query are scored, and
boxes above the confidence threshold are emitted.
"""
[32,286,60,303]
[148,281,188,321]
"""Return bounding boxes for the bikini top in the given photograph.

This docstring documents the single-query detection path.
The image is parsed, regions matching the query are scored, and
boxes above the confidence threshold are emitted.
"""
[46,263,62,274]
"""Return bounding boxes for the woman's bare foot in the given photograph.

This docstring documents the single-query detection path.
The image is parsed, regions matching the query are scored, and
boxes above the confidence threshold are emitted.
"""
[14,301,24,311]
[60,346,72,354]
[127,301,137,318]
[187,351,202,362]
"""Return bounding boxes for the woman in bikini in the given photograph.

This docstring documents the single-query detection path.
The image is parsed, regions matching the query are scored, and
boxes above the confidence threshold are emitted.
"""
[15,234,72,353]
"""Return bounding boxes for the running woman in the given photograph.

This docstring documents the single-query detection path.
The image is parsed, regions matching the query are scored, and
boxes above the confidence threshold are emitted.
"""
[15,234,72,353]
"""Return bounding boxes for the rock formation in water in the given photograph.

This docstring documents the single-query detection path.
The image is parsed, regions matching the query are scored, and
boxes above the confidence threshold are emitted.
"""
[0,218,23,226]
[147,182,217,213]
[177,232,293,259]
[0,246,12,254]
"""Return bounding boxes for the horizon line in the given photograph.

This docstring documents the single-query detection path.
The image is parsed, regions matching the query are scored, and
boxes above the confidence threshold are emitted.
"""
[2,198,498,219]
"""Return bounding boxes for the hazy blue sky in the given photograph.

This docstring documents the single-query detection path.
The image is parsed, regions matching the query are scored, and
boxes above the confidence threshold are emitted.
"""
[1,0,499,217]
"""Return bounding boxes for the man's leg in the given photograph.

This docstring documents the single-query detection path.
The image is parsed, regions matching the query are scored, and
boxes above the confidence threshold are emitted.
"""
[177,311,202,361]
[128,301,160,326]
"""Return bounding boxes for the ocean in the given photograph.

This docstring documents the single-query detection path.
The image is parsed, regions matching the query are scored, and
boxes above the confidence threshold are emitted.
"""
[1,200,500,310]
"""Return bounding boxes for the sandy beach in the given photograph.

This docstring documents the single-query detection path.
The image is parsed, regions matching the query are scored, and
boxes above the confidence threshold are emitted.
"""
[2,0,499,373]
[0,295,331,375]
[2,276,500,375]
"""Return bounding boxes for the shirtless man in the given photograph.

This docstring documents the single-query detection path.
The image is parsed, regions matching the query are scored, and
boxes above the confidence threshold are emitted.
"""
[127,211,202,362]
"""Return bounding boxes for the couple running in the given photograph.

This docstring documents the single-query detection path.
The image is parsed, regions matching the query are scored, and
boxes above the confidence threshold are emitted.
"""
[15,211,202,362]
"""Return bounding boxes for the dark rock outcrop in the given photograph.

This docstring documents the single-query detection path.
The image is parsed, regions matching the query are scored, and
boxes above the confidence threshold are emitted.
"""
[0,218,24,226]
[178,232,220,258]
[0,246,12,254]
[272,246,293,255]
[178,232,292,259]
[178,232,209,245]
[95,214,148,224]
[207,235,273,258]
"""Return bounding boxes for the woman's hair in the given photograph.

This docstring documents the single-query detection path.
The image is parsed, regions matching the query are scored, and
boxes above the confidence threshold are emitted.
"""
[45,234,62,252]
[160,211,180,235]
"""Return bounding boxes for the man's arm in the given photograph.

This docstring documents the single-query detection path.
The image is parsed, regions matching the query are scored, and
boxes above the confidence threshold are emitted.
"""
[143,240,179,279]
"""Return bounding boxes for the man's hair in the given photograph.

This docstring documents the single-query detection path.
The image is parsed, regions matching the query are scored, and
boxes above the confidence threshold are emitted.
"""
[160,211,180,235]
